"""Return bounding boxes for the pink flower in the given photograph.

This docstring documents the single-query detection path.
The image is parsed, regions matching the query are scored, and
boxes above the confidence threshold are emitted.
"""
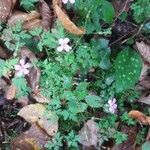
[62,0,75,4]
[15,59,31,77]
[57,38,72,52]
[108,98,117,114]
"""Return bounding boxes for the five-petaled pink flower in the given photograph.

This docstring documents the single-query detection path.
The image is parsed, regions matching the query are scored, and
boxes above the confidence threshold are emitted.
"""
[15,59,31,77]
[57,38,72,52]
[108,98,117,114]
[62,0,75,4]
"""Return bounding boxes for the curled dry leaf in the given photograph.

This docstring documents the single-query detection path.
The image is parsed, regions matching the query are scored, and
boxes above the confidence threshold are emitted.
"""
[4,84,16,100]
[39,0,52,30]
[136,41,150,64]
[18,104,58,136]
[54,5,85,35]
[129,110,150,125]
[11,124,50,150]
[23,19,42,31]
[0,0,12,21]
[79,119,99,147]
[8,11,41,27]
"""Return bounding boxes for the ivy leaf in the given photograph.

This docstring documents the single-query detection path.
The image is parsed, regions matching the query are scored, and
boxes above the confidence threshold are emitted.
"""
[115,48,142,92]
[85,95,102,108]
[102,0,115,23]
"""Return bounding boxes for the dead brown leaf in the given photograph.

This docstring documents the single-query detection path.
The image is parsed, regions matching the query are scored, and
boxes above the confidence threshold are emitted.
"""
[0,0,12,21]
[20,47,37,63]
[11,124,50,150]
[18,104,58,136]
[23,19,42,31]
[32,93,49,103]
[112,0,133,15]
[8,11,41,27]
[54,4,85,35]
[18,103,45,123]
[0,46,10,59]
[4,84,16,100]
[138,92,150,105]
[129,110,150,125]
[17,96,29,107]
[78,119,99,147]
[26,67,41,93]
[136,41,150,64]
[39,0,52,30]
[38,115,58,136]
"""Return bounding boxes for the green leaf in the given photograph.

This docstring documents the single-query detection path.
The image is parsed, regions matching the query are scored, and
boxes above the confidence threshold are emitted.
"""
[0,59,5,77]
[142,142,150,150]
[20,0,38,10]
[12,77,30,98]
[102,0,115,23]
[115,48,143,92]
[85,95,102,108]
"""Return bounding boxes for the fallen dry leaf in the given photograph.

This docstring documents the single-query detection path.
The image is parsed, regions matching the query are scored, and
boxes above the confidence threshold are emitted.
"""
[0,78,7,90]
[54,4,85,35]
[112,0,133,15]
[18,103,58,136]
[79,119,99,147]
[18,103,45,123]
[26,67,41,93]
[17,96,29,107]
[32,93,49,103]
[0,0,12,21]
[136,41,150,64]
[11,124,50,150]
[20,47,37,63]
[38,114,58,136]
[23,19,42,30]
[138,92,150,105]
[4,84,16,100]
[129,110,150,125]
[0,46,10,59]
[39,0,52,30]
[8,11,41,27]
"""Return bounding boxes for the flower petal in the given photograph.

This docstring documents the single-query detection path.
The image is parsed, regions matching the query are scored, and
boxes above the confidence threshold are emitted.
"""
[20,59,25,66]
[64,44,71,52]
[112,98,116,104]
[63,38,70,44]
[58,38,64,45]
[62,0,68,4]
[108,99,112,105]
[57,46,63,52]
[24,63,31,69]
[23,69,29,75]
[15,65,22,71]
[69,0,75,4]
